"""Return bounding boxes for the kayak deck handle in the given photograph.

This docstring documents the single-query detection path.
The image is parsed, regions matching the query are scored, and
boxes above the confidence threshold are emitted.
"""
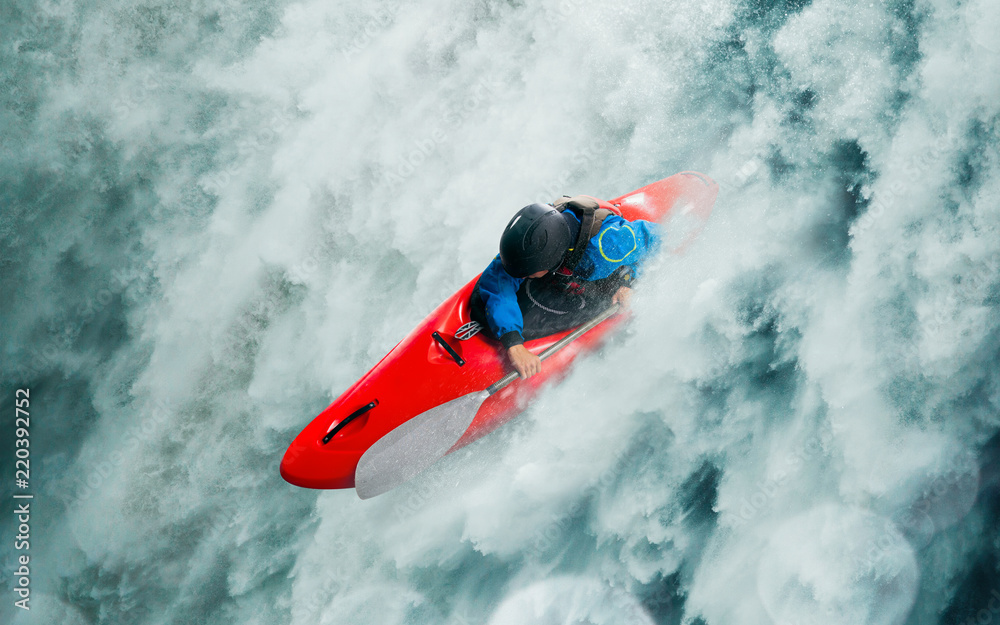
[322,400,378,444]
[431,331,465,366]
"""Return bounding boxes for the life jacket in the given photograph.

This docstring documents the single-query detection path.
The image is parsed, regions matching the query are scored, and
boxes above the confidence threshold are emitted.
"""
[553,195,613,272]
[550,196,614,294]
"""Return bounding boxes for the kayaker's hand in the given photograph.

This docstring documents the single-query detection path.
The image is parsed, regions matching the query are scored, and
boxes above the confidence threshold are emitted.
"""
[508,344,541,379]
[612,286,633,309]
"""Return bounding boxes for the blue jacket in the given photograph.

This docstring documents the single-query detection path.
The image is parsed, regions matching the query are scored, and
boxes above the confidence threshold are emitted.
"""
[478,212,661,347]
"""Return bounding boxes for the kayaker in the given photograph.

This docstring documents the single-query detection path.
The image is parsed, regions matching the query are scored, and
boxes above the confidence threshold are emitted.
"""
[470,197,661,379]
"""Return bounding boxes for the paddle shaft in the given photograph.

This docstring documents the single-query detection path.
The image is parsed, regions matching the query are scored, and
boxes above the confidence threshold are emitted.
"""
[486,303,620,395]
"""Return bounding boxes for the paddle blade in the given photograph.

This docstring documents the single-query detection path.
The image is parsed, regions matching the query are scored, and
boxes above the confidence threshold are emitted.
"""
[355,389,490,499]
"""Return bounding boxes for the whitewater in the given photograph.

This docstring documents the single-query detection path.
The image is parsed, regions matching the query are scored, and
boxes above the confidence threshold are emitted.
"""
[1,0,999,623]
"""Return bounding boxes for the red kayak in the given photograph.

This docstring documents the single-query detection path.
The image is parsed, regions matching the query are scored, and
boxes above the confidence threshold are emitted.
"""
[280,172,718,489]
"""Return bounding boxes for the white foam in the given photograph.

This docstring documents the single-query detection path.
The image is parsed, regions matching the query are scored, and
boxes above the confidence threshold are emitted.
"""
[488,577,654,625]
[13,0,999,624]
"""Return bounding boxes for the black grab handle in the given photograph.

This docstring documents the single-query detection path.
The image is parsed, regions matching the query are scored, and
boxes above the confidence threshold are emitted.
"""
[431,331,465,366]
[322,400,378,444]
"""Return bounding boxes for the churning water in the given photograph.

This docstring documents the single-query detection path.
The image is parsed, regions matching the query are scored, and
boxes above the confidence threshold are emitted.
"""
[2,0,999,623]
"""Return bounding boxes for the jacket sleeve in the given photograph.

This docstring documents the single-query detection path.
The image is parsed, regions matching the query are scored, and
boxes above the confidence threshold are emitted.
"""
[478,255,526,348]
[583,216,662,281]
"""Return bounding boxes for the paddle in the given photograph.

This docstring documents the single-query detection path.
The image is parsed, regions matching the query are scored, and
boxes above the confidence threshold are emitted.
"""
[354,303,622,499]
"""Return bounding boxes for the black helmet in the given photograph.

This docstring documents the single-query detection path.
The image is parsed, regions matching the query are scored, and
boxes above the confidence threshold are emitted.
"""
[499,203,571,278]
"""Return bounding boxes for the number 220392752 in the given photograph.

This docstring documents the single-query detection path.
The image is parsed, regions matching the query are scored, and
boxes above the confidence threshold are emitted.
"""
[15,389,30,487]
